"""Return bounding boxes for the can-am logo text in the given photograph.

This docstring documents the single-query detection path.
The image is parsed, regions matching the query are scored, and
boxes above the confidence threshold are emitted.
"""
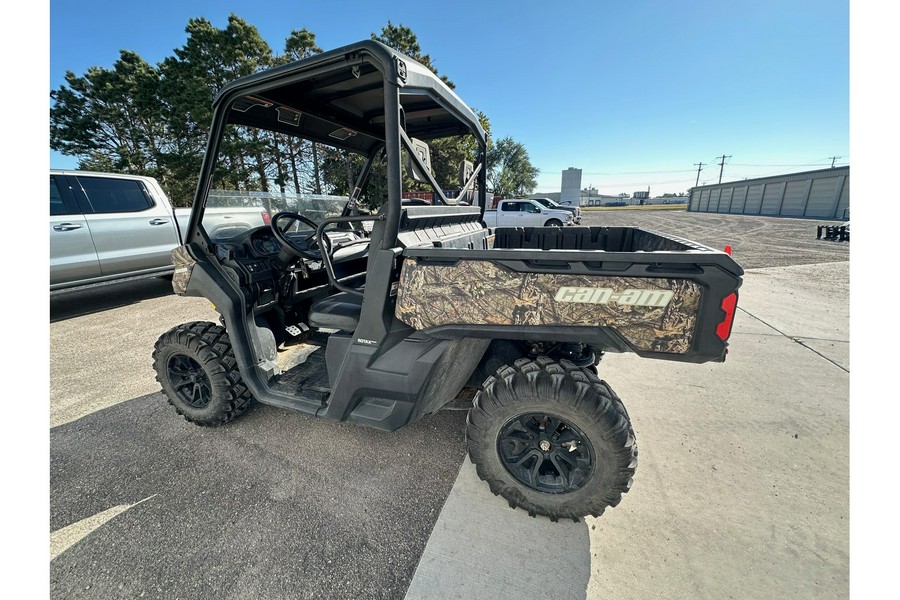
[554,286,674,308]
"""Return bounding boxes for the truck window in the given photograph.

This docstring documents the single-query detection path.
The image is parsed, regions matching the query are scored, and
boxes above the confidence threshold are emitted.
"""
[501,202,521,212]
[50,176,74,216]
[76,177,154,214]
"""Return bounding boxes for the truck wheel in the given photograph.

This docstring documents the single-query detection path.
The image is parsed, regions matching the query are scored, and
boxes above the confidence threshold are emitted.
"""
[544,218,563,227]
[466,356,637,522]
[152,321,254,426]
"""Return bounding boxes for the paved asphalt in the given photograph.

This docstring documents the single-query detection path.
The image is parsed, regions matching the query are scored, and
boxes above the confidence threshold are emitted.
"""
[48,210,850,599]
[50,395,467,599]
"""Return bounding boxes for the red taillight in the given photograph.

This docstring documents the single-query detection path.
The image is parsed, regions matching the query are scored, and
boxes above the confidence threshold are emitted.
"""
[716,293,737,341]
[723,244,733,256]
[262,212,271,225]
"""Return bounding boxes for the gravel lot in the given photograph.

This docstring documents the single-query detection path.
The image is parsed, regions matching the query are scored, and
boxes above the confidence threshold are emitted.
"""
[580,209,849,269]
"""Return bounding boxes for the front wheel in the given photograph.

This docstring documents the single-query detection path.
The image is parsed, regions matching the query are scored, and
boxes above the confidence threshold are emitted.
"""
[544,218,563,227]
[152,321,255,426]
[466,356,637,521]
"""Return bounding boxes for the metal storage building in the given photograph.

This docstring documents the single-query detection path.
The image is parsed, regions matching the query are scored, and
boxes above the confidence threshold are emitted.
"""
[688,167,849,219]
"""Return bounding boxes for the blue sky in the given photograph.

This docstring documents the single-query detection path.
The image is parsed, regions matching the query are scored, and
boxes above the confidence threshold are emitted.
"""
[48,0,849,196]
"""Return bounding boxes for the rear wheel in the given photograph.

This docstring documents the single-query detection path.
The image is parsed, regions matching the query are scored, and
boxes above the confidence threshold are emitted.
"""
[152,321,254,426]
[467,356,637,521]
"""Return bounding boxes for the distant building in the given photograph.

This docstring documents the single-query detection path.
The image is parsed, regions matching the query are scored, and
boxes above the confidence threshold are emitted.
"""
[560,168,582,206]
[582,194,625,207]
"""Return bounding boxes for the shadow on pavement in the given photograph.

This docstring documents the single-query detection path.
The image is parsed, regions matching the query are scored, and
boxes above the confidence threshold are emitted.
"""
[50,276,175,323]
[50,392,468,599]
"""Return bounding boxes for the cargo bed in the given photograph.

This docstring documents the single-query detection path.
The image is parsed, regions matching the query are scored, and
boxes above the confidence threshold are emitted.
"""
[395,226,743,363]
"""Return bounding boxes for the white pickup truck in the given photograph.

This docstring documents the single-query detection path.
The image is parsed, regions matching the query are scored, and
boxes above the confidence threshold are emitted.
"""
[531,196,582,224]
[483,198,574,228]
[50,170,270,290]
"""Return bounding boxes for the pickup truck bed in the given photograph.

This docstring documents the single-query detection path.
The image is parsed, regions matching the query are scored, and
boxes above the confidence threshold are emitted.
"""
[395,225,743,363]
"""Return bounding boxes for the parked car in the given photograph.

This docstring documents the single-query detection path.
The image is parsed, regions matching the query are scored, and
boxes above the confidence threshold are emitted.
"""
[50,170,269,290]
[483,198,574,228]
[530,197,582,223]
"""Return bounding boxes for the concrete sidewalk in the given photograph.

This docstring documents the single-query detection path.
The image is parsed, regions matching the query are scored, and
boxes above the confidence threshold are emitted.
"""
[405,262,849,600]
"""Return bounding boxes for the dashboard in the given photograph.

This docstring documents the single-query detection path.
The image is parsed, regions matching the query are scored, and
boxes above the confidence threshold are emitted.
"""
[250,231,282,256]
[222,225,369,264]
[211,224,370,310]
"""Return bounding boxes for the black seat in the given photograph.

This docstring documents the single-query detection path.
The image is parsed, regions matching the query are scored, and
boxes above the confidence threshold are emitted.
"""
[307,205,386,332]
[308,292,363,331]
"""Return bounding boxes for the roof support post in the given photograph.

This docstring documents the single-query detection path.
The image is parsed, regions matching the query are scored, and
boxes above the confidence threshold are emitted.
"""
[381,78,402,249]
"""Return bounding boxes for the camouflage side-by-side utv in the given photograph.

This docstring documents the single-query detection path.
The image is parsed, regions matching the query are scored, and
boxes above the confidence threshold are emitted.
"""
[153,40,743,521]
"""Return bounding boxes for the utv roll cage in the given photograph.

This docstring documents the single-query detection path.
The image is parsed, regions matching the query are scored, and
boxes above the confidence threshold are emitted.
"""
[186,39,487,248]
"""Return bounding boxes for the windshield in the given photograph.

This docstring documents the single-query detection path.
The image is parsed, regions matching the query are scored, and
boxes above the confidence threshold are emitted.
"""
[202,123,356,240]
[205,191,348,241]
[200,117,485,242]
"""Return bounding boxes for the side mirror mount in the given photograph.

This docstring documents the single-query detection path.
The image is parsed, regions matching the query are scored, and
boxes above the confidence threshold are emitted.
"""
[404,138,432,183]
[459,160,474,186]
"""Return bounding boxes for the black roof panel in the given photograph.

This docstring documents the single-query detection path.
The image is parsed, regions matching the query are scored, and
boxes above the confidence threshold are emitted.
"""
[214,40,485,154]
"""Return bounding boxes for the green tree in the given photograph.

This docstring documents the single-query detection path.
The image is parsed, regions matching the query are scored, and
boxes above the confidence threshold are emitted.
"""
[320,148,388,207]
[50,50,164,175]
[51,14,297,206]
[370,21,491,201]
[50,16,515,212]
[277,28,325,194]
[157,15,275,205]
[486,137,539,197]
[283,28,322,61]
[371,21,454,89]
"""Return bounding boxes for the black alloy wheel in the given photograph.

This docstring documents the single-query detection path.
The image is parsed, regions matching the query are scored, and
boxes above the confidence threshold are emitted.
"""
[167,354,213,408]
[497,413,595,494]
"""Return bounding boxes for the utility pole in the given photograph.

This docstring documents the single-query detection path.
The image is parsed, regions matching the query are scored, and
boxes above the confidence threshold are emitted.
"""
[694,162,705,187]
[829,156,842,168]
[716,154,731,184]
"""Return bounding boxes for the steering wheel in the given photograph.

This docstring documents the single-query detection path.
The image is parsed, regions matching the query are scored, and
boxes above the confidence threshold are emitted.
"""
[270,212,331,261]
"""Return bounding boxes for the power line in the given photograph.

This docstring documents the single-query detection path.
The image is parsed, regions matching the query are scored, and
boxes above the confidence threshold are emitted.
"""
[558,169,696,175]
[578,177,695,188]
[730,162,834,167]
[729,157,849,168]
[539,156,850,192]
[540,157,849,177]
